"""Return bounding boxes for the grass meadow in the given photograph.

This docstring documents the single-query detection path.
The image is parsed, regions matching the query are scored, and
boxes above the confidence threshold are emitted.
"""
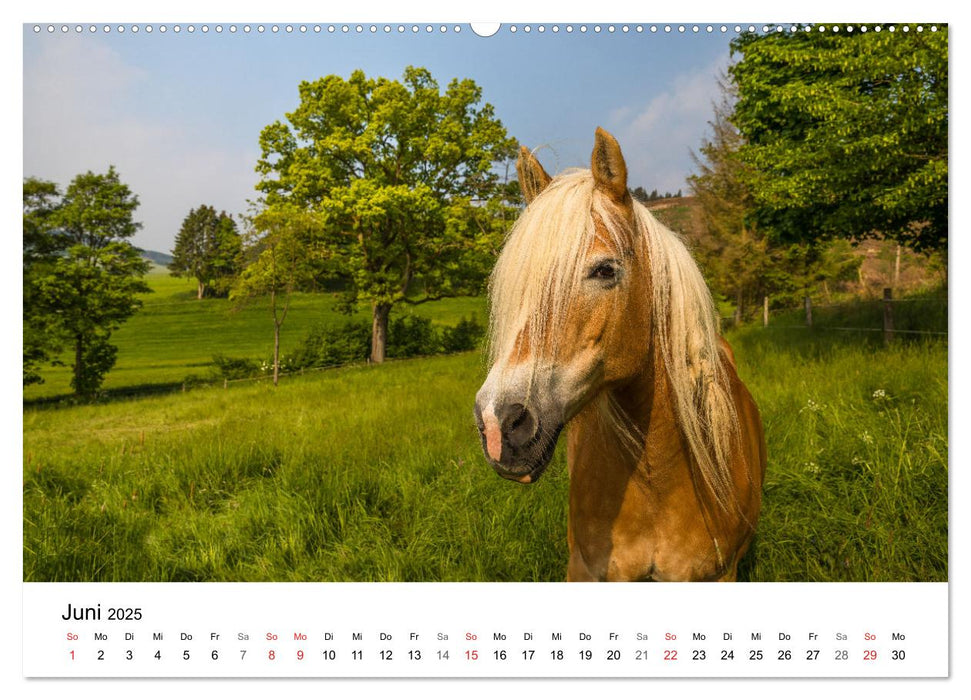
[23,267,487,401]
[22,271,948,582]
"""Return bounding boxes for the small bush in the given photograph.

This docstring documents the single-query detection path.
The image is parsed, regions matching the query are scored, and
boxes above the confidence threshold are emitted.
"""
[441,315,485,353]
[388,315,441,358]
[181,374,206,389]
[211,354,261,380]
[72,335,119,397]
[291,312,485,371]
[291,320,371,369]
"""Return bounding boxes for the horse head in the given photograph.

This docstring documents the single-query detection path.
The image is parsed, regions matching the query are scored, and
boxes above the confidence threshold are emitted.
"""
[474,128,653,484]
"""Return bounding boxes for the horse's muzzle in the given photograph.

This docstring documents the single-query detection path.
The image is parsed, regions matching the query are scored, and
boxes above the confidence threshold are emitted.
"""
[473,400,563,484]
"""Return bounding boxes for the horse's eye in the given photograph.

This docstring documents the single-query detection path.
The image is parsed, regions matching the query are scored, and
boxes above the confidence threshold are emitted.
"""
[589,261,617,280]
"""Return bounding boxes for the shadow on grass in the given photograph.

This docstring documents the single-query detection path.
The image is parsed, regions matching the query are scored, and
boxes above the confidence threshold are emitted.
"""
[23,379,212,410]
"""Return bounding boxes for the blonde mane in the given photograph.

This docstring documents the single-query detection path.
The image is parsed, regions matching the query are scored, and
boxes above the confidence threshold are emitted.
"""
[488,169,741,511]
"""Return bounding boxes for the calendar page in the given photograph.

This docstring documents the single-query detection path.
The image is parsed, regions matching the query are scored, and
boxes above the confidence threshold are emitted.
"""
[23,583,948,677]
[18,1,955,694]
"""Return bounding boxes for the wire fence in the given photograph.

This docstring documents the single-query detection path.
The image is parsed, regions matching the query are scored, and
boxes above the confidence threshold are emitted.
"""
[23,353,448,407]
[28,289,946,407]
[193,353,443,392]
[162,289,949,396]
[721,288,948,341]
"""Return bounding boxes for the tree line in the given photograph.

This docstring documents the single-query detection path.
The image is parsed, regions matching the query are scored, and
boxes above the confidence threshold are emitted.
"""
[688,26,947,319]
[631,186,682,203]
[24,31,947,395]
[24,65,519,395]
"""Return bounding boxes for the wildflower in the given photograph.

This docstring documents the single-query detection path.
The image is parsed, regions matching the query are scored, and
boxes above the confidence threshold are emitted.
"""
[872,389,887,400]
[804,461,820,475]
[799,398,824,414]
[859,431,874,445]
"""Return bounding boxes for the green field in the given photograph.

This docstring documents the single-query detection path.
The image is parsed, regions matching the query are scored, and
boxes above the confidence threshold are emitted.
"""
[24,267,487,401]
[22,270,948,582]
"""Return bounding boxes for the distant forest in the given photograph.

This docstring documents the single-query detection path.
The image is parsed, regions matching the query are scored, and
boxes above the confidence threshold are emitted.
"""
[631,185,682,203]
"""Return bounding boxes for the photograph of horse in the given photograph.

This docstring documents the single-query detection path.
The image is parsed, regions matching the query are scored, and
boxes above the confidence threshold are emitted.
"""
[475,128,766,581]
[23,25,946,585]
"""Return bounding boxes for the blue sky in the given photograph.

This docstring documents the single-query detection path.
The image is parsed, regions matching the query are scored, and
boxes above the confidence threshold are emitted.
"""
[26,23,732,252]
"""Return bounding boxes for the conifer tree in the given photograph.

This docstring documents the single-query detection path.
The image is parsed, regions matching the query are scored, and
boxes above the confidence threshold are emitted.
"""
[169,205,242,299]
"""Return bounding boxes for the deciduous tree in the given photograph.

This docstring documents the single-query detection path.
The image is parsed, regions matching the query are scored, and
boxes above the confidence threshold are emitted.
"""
[32,167,150,396]
[23,177,63,386]
[231,207,317,385]
[729,26,948,252]
[256,66,518,363]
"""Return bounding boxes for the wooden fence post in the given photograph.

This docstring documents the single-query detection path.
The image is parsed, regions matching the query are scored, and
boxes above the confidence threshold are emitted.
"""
[883,287,894,345]
[763,296,769,327]
[804,296,813,327]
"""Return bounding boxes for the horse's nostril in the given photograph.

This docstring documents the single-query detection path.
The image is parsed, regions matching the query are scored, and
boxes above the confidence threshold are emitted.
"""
[499,403,524,430]
[508,404,527,430]
[500,403,537,447]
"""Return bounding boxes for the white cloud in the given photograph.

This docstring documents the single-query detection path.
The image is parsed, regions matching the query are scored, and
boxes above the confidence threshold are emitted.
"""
[24,38,259,253]
[606,54,729,196]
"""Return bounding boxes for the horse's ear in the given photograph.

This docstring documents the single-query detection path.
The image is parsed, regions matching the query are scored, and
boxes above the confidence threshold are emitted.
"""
[591,127,629,203]
[516,146,552,204]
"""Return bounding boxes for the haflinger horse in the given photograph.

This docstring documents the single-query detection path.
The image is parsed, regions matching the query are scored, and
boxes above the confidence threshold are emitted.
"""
[474,127,766,582]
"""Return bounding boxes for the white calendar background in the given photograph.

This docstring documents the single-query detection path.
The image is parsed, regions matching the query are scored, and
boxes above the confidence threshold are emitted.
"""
[9,0,965,697]
[23,582,948,678]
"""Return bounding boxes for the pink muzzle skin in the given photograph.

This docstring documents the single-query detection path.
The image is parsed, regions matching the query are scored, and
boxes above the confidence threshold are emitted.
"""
[483,412,503,462]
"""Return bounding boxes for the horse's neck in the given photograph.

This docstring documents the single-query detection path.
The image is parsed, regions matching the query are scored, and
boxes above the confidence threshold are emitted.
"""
[566,348,719,580]
[570,348,688,488]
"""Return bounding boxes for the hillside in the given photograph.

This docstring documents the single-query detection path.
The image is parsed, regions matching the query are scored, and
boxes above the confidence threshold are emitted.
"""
[646,197,945,300]
[23,268,487,402]
[138,249,174,266]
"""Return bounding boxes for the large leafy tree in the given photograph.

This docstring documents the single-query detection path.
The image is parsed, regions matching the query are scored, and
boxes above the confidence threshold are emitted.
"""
[169,205,242,298]
[31,167,150,396]
[23,178,64,386]
[729,26,948,252]
[256,66,518,363]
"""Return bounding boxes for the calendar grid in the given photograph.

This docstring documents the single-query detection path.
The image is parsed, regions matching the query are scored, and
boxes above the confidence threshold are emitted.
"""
[24,582,948,678]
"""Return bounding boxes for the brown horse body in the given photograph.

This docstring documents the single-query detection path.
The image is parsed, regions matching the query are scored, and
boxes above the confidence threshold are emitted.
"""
[474,128,766,582]
[566,340,765,582]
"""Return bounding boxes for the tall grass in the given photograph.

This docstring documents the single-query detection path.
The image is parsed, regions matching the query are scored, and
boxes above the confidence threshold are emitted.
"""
[768,291,947,337]
[23,327,946,582]
[730,328,947,582]
[24,353,569,581]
